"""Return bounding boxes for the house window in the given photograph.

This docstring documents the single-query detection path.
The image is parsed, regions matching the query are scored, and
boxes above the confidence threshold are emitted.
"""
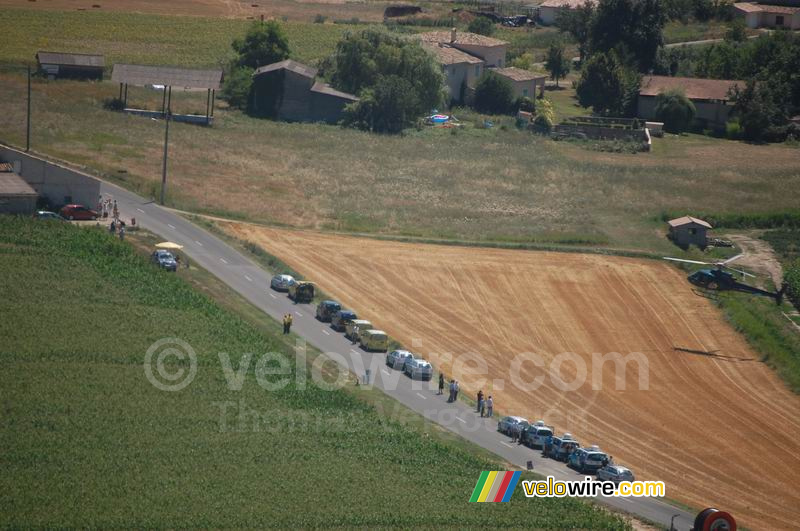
[689,228,697,235]
[776,15,784,26]
[475,65,481,76]
[523,89,529,97]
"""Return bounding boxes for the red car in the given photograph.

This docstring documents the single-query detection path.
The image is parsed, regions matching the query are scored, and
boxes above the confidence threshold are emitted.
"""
[59,204,98,220]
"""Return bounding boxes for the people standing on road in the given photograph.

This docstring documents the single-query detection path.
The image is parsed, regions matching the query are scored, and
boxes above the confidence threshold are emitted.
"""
[486,396,493,417]
[287,313,293,333]
[438,373,444,395]
[454,380,459,401]
[448,379,455,402]
[477,390,484,413]
[118,225,125,241]
[480,400,486,417]
[543,433,553,457]
[282,314,289,334]
[511,427,519,443]
[352,324,359,344]
[112,200,119,221]
[518,426,526,445]
[109,219,116,233]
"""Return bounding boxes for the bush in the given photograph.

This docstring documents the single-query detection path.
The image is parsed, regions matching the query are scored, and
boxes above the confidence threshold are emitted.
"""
[533,97,555,130]
[474,72,514,114]
[222,66,255,111]
[516,96,535,113]
[313,14,327,23]
[654,88,696,133]
[102,97,125,111]
[231,20,290,69]
[784,259,800,309]
[725,119,742,140]
[468,16,495,36]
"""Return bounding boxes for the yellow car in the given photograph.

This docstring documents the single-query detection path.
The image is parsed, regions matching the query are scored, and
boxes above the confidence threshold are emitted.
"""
[345,319,373,341]
[288,281,315,303]
[359,329,388,352]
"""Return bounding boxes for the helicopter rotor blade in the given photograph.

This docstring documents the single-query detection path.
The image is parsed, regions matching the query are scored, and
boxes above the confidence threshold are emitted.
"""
[719,253,744,266]
[663,257,713,266]
[724,266,756,278]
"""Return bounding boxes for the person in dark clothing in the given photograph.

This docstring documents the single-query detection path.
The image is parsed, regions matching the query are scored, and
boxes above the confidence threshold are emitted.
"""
[476,390,484,413]
[438,373,444,395]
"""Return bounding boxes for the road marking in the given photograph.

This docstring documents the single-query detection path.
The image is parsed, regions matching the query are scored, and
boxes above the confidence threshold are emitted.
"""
[416,392,426,400]
[294,311,302,317]
[455,416,466,423]
[351,349,361,356]
[167,223,176,229]
[501,442,514,448]
[269,293,276,299]
[136,208,144,213]
[220,258,228,264]
[195,240,203,247]
[244,275,253,282]
[321,329,330,335]
[381,369,390,375]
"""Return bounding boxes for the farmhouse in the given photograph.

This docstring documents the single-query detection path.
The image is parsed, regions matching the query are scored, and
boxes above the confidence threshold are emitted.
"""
[734,1,800,29]
[537,0,595,25]
[251,60,358,124]
[0,162,37,215]
[638,75,744,129]
[420,30,544,104]
[36,51,104,80]
[667,216,712,248]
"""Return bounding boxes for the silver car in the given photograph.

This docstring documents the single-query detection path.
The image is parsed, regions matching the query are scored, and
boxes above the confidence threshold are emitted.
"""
[404,359,432,380]
[597,465,634,484]
[386,349,414,370]
[270,274,295,291]
[497,416,528,436]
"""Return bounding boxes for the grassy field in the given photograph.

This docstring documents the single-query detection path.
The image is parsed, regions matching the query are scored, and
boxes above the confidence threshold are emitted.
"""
[0,216,629,527]
[0,8,357,68]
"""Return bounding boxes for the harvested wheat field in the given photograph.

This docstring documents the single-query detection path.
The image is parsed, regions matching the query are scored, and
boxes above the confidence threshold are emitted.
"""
[225,223,800,528]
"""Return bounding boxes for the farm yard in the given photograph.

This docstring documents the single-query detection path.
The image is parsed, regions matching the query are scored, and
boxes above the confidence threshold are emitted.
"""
[0,217,634,528]
[223,221,800,531]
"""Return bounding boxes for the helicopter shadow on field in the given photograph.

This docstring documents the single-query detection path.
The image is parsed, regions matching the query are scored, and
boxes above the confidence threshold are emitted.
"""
[673,346,759,363]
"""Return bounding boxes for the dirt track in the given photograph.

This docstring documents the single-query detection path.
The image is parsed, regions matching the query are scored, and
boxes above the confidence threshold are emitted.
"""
[225,223,800,530]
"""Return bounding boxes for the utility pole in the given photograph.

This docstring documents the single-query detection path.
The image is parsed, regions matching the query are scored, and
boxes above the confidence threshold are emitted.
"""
[26,65,31,152]
[160,109,170,205]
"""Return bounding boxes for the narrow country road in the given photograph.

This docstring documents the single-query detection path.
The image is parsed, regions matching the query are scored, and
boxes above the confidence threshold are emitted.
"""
[100,179,696,529]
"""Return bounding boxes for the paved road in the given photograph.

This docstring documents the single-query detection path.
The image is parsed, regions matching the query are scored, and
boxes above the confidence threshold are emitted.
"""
[102,180,696,529]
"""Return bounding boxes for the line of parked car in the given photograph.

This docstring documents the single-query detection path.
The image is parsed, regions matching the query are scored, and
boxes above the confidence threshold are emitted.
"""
[497,417,635,484]
[270,273,434,381]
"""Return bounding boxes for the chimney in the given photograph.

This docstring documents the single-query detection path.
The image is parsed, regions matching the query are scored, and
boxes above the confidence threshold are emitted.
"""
[450,27,456,44]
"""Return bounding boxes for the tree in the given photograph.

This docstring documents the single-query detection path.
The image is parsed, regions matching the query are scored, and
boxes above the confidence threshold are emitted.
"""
[221,66,254,111]
[654,88,696,133]
[325,28,444,132]
[468,16,495,37]
[474,72,515,114]
[589,0,666,72]
[555,3,594,63]
[545,42,571,87]
[575,52,640,116]
[729,79,787,141]
[725,18,747,43]
[231,20,290,69]
[510,52,535,71]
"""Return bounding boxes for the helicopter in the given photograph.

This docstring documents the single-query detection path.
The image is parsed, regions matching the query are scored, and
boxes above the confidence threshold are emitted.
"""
[663,254,786,304]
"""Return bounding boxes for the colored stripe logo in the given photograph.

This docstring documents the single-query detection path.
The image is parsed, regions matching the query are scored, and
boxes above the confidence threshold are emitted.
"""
[469,471,521,502]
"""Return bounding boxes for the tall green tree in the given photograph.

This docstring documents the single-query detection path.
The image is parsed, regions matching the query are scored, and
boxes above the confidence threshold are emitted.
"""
[575,52,640,116]
[654,88,696,133]
[325,29,444,133]
[231,20,290,69]
[589,0,666,71]
[545,42,571,87]
[730,79,788,141]
[474,72,514,114]
[555,3,594,63]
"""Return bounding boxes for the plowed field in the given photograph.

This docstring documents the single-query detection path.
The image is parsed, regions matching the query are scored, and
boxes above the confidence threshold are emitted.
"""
[225,223,800,530]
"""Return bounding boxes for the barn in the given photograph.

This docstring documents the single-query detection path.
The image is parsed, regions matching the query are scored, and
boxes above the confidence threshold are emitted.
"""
[251,60,358,123]
[667,216,712,249]
[36,51,104,80]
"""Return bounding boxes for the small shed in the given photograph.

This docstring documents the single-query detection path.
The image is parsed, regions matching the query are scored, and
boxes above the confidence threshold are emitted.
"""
[0,163,38,215]
[36,51,104,80]
[667,216,712,248]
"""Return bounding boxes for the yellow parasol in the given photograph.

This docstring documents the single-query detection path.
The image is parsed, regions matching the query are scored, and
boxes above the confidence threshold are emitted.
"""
[155,241,184,250]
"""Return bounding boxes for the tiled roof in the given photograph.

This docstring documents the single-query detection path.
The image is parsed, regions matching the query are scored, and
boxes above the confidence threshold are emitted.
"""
[418,30,508,48]
[492,66,546,82]
[668,216,712,229]
[0,172,37,196]
[310,81,359,101]
[253,59,318,79]
[423,43,484,65]
[734,2,800,14]
[640,75,744,101]
[37,51,104,68]
[111,64,223,89]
